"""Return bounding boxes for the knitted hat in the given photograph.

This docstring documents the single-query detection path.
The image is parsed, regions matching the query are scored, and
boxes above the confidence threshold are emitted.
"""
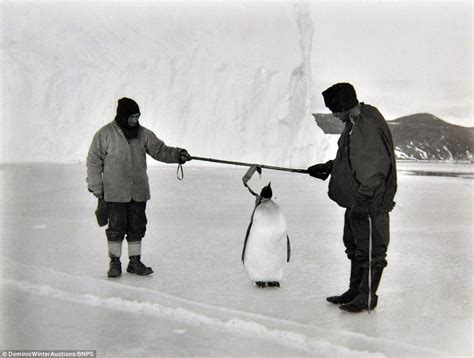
[322,83,358,113]
[116,97,140,120]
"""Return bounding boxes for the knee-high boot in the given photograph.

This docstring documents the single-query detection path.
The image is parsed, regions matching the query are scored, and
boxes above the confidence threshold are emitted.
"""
[339,266,384,312]
[327,260,363,304]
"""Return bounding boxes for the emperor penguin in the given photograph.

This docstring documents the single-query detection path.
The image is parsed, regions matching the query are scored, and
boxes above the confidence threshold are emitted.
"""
[242,182,291,288]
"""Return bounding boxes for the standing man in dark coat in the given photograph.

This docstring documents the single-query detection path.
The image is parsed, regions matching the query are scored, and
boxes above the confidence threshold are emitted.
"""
[308,83,397,312]
[87,97,191,278]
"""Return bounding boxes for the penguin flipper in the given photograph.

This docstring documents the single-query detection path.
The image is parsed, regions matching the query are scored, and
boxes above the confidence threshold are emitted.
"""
[287,235,291,262]
[241,221,252,263]
[242,202,261,263]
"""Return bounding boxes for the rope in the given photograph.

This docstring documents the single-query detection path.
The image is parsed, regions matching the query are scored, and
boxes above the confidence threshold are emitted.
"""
[242,165,261,197]
[176,164,184,180]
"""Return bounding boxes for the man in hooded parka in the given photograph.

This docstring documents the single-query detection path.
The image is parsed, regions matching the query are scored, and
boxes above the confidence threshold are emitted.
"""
[308,83,397,312]
[87,97,191,278]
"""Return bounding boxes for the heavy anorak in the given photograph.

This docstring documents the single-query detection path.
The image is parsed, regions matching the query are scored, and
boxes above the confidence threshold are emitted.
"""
[328,103,397,213]
[87,121,182,202]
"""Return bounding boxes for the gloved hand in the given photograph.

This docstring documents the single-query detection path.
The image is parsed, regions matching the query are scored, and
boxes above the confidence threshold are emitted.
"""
[95,198,110,227]
[350,193,372,219]
[307,160,333,180]
[178,149,191,164]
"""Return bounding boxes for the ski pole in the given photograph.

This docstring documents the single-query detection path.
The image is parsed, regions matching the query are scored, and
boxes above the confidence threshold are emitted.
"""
[189,156,309,174]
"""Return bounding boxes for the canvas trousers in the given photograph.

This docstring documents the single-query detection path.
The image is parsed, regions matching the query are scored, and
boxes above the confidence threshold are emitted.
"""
[343,209,390,269]
[105,200,147,242]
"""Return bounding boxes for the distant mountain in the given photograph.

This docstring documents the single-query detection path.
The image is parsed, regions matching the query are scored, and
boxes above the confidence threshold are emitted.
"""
[312,113,473,161]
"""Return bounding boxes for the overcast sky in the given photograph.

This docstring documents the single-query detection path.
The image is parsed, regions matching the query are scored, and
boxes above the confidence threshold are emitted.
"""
[310,1,472,126]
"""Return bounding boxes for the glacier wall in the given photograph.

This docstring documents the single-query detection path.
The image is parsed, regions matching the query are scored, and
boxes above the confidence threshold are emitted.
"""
[1,2,329,166]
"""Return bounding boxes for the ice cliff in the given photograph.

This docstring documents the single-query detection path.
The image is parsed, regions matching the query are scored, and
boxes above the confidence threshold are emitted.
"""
[2,2,328,166]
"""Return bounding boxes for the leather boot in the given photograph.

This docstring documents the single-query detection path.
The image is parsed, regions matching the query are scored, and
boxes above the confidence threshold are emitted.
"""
[327,260,362,304]
[127,255,153,276]
[107,257,122,278]
[340,266,384,313]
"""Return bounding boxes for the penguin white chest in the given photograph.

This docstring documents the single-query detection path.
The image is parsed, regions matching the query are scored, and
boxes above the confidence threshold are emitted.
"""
[243,200,288,282]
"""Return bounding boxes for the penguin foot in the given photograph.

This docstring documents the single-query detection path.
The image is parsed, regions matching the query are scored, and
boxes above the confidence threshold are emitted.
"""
[256,282,266,288]
[268,282,280,288]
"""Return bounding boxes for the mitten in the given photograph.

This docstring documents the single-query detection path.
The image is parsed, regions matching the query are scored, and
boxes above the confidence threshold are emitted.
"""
[178,149,191,164]
[307,160,333,180]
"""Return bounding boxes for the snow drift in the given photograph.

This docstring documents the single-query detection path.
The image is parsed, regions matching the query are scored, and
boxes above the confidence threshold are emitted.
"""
[1,2,328,165]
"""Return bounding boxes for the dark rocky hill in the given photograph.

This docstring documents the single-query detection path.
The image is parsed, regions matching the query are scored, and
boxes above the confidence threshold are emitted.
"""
[312,113,473,161]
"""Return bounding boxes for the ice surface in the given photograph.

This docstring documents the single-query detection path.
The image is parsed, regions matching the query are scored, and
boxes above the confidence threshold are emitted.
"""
[1,162,472,357]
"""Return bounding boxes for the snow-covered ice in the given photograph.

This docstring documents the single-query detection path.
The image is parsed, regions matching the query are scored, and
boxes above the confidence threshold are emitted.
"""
[0,162,472,357]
